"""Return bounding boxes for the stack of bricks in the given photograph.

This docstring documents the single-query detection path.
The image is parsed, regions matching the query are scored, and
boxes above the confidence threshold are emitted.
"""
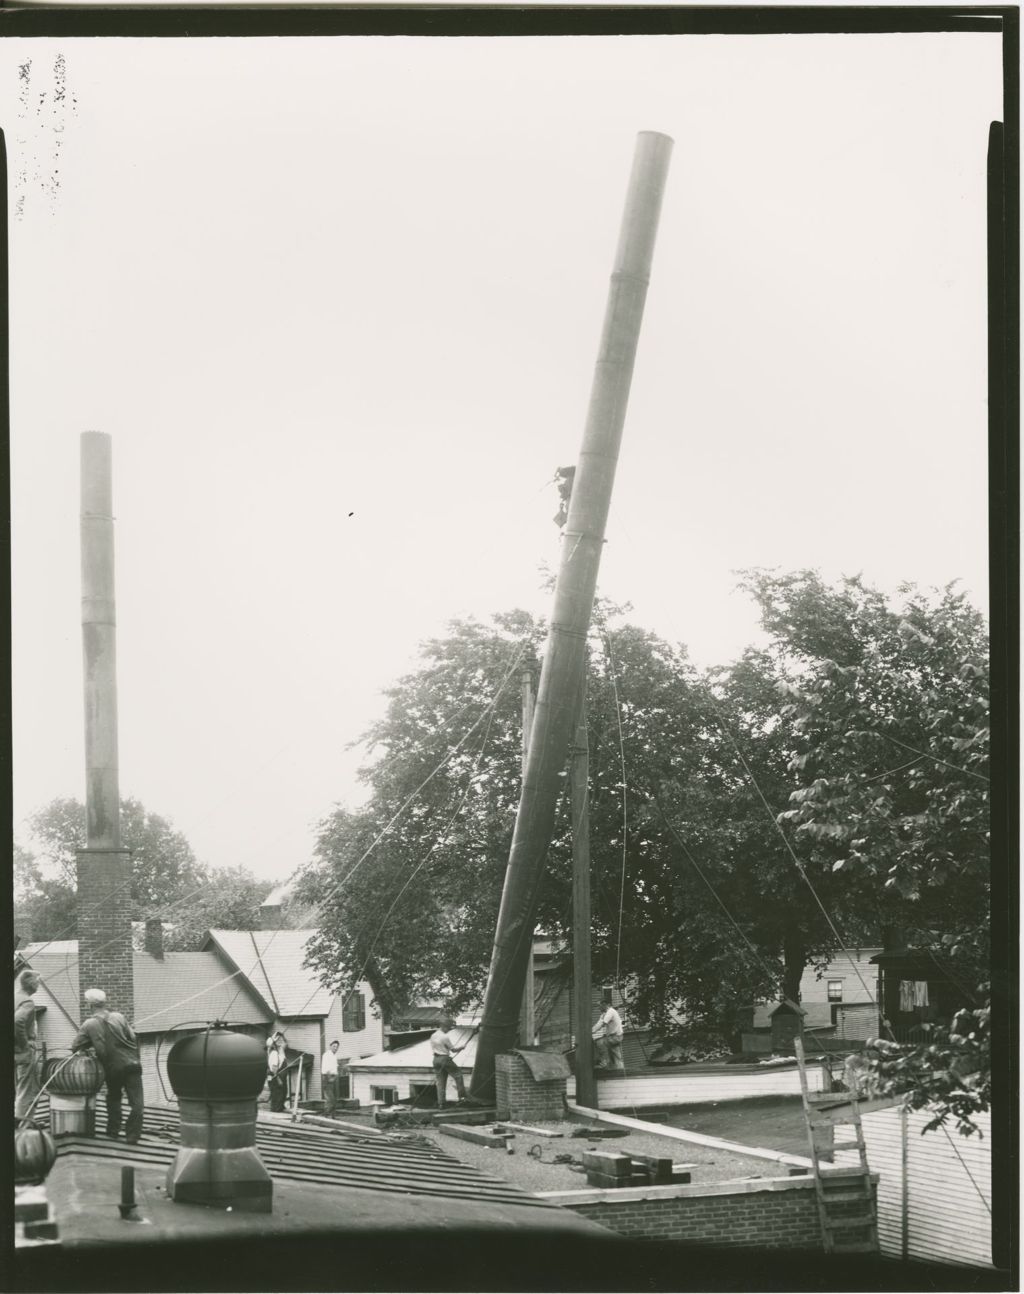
[583,1150,690,1189]
[495,1053,567,1122]
[76,848,134,1019]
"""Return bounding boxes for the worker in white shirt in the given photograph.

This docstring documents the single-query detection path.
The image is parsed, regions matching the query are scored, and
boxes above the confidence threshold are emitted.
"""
[429,1016,467,1109]
[266,1032,289,1112]
[321,1039,341,1116]
[592,1002,625,1071]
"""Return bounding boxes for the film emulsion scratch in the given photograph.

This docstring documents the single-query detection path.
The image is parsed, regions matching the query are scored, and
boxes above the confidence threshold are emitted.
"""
[14,52,78,219]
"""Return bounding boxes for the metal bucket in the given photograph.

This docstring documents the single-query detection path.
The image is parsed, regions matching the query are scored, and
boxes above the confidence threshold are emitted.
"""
[49,1093,96,1137]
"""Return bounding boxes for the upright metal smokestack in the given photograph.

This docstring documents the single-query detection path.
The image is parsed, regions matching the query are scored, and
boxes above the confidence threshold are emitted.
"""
[470,132,673,1101]
[77,431,133,1019]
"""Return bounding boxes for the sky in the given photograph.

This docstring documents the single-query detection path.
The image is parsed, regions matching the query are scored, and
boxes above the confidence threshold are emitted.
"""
[5,29,1001,885]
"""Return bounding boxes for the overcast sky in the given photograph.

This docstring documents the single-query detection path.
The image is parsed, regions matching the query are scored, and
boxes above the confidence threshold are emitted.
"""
[5,31,1001,884]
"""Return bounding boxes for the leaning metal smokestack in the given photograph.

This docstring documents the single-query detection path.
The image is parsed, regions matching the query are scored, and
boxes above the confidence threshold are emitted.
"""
[76,431,133,1019]
[470,132,673,1101]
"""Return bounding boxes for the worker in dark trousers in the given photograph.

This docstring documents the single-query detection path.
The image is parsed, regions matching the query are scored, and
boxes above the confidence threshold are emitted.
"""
[266,1033,289,1112]
[321,1040,341,1116]
[72,988,145,1143]
[14,970,42,1120]
[430,1017,467,1109]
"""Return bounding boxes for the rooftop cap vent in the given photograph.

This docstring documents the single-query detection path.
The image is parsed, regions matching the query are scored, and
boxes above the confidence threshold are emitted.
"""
[165,1024,273,1213]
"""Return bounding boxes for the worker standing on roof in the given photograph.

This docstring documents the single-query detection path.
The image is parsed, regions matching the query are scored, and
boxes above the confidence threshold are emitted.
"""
[14,970,42,1120]
[266,1032,288,1112]
[72,988,145,1144]
[430,1016,467,1109]
[321,1039,341,1117]
[592,1001,625,1072]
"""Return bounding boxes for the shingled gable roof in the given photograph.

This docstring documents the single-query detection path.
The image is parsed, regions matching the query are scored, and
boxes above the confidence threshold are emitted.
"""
[21,944,270,1033]
[203,929,335,1018]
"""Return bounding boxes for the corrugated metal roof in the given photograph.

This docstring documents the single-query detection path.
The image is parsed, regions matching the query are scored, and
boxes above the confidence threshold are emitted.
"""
[25,947,270,1033]
[206,930,334,1018]
[35,1092,552,1209]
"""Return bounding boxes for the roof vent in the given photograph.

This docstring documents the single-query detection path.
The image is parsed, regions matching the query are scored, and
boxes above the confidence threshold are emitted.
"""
[165,1023,272,1213]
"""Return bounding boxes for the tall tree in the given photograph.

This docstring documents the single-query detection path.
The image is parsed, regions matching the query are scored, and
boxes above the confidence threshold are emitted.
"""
[743,570,990,987]
[14,843,78,942]
[298,606,783,1033]
[162,866,275,951]
[299,575,988,1059]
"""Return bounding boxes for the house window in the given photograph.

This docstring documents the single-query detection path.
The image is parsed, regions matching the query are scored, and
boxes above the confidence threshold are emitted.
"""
[410,1082,435,1108]
[343,992,366,1032]
[827,980,843,1002]
[371,1085,398,1105]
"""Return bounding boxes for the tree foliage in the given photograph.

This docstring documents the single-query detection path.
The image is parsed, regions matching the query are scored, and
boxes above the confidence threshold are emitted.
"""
[14,843,78,942]
[19,797,278,949]
[871,1001,991,1137]
[746,571,990,980]
[162,866,275,952]
[27,796,206,918]
[298,574,989,1083]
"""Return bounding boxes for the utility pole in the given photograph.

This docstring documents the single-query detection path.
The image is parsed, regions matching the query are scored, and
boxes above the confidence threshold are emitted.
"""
[518,652,538,1046]
[470,131,673,1102]
[570,675,597,1107]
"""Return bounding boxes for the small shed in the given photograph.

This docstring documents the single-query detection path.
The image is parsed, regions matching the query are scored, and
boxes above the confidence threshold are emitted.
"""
[869,948,970,1044]
[769,999,806,1054]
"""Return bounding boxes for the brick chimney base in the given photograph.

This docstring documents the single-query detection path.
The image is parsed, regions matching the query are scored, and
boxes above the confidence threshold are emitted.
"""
[76,849,134,1019]
[495,1053,567,1122]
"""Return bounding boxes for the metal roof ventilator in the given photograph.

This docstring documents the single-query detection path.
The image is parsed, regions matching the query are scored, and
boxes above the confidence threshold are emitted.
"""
[165,1022,273,1213]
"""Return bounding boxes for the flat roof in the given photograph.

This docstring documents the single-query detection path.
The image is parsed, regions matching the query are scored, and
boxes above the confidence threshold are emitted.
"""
[35,1093,581,1216]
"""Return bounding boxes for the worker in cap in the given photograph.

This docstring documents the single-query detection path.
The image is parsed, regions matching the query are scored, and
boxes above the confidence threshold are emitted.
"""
[72,988,144,1143]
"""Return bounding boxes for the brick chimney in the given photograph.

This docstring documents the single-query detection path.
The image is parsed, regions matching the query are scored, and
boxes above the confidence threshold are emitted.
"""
[13,915,33,949]
[258,903,283,931]
[144,917,165,960]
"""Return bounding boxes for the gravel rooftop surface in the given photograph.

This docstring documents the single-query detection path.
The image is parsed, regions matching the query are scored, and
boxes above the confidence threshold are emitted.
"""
[410,1118,793,1196]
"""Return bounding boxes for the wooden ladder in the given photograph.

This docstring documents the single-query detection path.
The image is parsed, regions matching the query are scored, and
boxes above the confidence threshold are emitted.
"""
[794,1037,879,1255]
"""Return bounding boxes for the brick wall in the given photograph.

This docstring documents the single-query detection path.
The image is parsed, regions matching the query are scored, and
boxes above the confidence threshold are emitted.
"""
[76,849,133,1019]
[495,1052,567,1122]
[552,1176,872,1248]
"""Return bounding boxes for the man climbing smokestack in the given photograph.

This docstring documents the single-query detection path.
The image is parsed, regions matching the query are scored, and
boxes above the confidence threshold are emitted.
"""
[72,988,144,1144]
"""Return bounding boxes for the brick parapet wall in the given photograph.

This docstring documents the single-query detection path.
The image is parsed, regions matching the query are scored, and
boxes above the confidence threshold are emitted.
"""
[76,849,133,1019]
[546,1175,877,1249]
[495,1052,567,1122]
